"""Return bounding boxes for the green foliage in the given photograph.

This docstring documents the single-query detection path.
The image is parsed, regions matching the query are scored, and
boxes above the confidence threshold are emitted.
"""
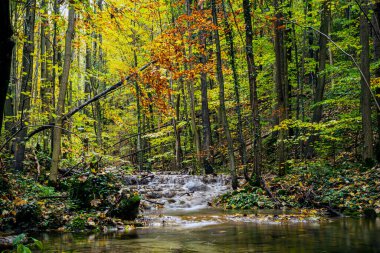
[15,202,42,226]
[68,215,87,231]
[65,173,120,209]
[109,194,141,220]
[217,161,380,217]
[4,234,44,253]
[219,186,274,209]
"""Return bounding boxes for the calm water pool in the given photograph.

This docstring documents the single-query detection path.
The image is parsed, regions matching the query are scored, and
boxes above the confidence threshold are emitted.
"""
[36,210,380,253]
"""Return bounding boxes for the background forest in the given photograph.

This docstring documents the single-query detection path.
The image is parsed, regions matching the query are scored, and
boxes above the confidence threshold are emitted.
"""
[1,0,380,226]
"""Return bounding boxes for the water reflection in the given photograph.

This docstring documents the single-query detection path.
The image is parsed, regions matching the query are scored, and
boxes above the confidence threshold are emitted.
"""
[36,217,380,252]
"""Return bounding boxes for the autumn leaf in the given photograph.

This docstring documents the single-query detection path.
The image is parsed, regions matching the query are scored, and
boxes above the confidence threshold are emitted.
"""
[78,175,88,182]
[14,197,27,206]
[90,199,102,207]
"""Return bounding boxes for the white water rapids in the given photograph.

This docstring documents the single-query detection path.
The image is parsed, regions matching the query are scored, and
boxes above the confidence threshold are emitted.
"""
[126,172,232,210]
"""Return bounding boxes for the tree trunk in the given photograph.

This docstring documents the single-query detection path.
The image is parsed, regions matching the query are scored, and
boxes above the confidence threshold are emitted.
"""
[372,2,380,161]
[0,0,14,136]
[274,0,288,176]
[360,0,374,164]
[173,93,183,169]
[186,0,201,170]
[212,0,237,189]
[50,4,75,184]
[134,50,143,171]
[312,0,329,123]
[14,0,36,170]
[40,0,52,151]
[199,23,213,173]
[222,0,247,172]
[306,0,329,158]
[243,0,261,186]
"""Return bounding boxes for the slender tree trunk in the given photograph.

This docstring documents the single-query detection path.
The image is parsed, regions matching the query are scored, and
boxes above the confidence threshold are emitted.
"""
[312,0,329,123]
[14,0,36,170]
[372,2,380,161]
[291,17,302,158]
[50,4,75,184]
[274,0,288,176]
[360,0,374,164]
[222,0,247,173]
[134,50,143,171]
[186,0,201,170]
[173,92,183,169]
[0,0,14,135]
[212,0,237,189]
[199,22,213,173]
[4,2,19,151]
[306,0,329,158]
[40,0,52,151]
[51,0,60,152]
[243,0,261,186]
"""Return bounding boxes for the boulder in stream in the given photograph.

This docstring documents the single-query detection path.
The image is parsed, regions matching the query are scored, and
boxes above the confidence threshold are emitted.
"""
[184,181,209,192]
[109,194,141,220]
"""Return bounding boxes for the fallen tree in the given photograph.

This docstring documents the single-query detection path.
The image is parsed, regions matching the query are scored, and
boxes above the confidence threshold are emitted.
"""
[25,60,157,141]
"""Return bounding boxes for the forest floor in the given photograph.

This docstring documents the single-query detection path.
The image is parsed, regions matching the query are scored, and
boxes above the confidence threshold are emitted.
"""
[1,161,379,238]
[216,163,380,218]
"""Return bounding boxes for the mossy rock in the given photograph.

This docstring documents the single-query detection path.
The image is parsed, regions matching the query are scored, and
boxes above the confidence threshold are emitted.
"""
[342,208,361,217]
[40,209,64,229]
[0,176,11,193]
[68,173,119,209]
[15,202,42,227]
[110,194,141,220]
[363,208,377,219]
[68,216,87,231]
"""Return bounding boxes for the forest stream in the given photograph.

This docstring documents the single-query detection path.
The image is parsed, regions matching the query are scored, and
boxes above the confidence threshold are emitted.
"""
[34,173,380,253]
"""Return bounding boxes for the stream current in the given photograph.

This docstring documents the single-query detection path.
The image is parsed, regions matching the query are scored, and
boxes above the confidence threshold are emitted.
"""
[37,172,380,252]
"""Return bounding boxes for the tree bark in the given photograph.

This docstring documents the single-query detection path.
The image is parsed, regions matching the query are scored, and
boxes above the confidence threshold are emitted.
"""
[186,0,201,170]
[0,0,14,136]
[212,0,237,189]
[360,0,374,164]
[50,4,75,184]
[274,0,288,176]
[305,0,329,158]
[222,0,247,172]
[40,0,52,151]
[312,0,329,123]
[372,2,380,161]
[14,0,36,170]
[199,21,213,173]
[243,0,261,186]
[173,93,183,169]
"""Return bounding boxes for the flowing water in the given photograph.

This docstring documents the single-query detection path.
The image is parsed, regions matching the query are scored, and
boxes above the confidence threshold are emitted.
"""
[37,173,380,252]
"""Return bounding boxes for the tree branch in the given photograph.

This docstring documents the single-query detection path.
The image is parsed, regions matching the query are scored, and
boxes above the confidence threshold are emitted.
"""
[25,60,157,141]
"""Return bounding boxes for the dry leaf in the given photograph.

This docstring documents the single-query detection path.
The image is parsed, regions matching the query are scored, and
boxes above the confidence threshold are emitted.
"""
[78,175,88,182]
[90,199,101,207]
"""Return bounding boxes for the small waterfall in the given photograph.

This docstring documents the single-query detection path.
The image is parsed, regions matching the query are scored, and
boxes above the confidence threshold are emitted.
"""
[127,172,231,210]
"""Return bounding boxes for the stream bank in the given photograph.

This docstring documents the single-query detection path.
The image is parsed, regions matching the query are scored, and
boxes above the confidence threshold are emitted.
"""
[1,165,380,251]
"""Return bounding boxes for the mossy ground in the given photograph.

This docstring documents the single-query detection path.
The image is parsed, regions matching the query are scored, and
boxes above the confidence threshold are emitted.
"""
[0,168,140,234]
[216,163,380,217]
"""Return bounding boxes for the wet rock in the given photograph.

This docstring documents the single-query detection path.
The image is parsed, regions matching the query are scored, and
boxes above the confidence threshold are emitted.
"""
[138,189,147,194]
[146,192,162,199]
[125,176,138,185]
[363,208,377,219]
[162,190,176,198]
[0,234,28,249]
[140,174,155,184]
[110,194,141,220]
[184,181,209,192]
[153,187,163,192]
